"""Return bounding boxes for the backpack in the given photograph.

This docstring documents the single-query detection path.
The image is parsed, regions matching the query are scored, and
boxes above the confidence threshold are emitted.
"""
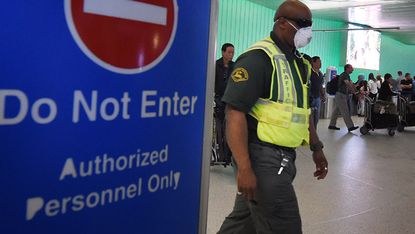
[326,75,339,95]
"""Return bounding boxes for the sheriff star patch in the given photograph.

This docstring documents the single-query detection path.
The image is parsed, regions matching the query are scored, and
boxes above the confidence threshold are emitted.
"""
[231,68,249,82]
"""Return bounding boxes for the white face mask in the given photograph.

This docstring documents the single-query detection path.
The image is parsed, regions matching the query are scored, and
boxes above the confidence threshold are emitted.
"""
[287,21,312,48]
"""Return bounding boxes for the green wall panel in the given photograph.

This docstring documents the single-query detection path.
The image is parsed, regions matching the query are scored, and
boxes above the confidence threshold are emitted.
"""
[379,35,415,77]
[217,0,415,81]
[217,0,274,59]
[299,19,346,75]
[337,34,415,81]
[217,0,345,75]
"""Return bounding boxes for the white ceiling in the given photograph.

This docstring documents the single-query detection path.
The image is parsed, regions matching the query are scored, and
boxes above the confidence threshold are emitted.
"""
[248,0,415,45]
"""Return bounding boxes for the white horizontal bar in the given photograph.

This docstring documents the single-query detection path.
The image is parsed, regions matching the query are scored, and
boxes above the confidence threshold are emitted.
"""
[84,0,167,26]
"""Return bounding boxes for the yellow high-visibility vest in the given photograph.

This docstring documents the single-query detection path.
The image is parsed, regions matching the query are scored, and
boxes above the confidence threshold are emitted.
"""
[247,37,311,148]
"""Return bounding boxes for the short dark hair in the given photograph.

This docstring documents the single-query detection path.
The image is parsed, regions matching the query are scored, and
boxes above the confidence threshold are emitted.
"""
[311,56,320,62]
[405,73,410,77]
[344,64,352,71]
[398,71,402,75]
[221,43,234,52]
[384,73,392,80]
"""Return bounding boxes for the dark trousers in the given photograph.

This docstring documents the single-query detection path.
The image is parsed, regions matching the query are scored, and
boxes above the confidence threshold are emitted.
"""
[214,114,231,162]
[401,91,413,102]
[218,143,302,234]
[214,98,231,163]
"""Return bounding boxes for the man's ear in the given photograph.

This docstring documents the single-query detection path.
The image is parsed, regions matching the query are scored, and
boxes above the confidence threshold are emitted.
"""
[277,18,288,30]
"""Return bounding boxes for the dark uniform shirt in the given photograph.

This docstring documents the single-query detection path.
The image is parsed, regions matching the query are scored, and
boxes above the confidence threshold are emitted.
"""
[222,32,309,146]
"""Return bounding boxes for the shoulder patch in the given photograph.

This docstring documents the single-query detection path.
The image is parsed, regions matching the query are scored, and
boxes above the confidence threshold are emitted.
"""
[231,68,249,82]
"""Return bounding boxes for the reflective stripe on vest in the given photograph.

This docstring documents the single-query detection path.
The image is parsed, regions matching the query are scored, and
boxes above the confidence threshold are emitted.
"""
[246,37,311,148]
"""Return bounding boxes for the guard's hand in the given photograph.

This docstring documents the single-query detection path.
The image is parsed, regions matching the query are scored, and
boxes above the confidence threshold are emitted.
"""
[312,150,328,180]
[237,167,257,200]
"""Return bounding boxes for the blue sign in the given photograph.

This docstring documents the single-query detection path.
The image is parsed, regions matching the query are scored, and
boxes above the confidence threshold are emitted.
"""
[0,1,211,233]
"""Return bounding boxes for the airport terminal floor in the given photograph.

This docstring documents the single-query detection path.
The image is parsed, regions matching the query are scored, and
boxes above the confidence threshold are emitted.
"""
[207,117,415,234]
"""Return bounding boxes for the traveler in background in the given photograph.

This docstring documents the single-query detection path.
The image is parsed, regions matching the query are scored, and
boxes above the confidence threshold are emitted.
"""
[378,73,397,102]
[218,1,328,233]
[400,73,413,101]
[368,73,378,100]
[376,74,383,91]
[412,76,415,101]
[328,64,359,132]
[392,70,404,92]
[357,80,369,116]
[310,56,326,128]
[214,43,235,163]
[215,43,235,102]
[355,74,365,88]
[350,74,364,116]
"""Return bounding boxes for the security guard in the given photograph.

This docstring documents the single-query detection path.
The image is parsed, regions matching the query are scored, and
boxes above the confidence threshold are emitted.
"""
[218,1,328,233]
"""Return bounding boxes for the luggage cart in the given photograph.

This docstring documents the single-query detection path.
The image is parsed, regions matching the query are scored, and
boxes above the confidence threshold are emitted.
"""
[360,96,398,136]
[397,95,415,132]
[211,101,231,167]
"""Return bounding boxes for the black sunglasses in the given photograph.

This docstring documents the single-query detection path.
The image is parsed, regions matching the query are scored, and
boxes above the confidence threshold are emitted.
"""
[279,16,312,28]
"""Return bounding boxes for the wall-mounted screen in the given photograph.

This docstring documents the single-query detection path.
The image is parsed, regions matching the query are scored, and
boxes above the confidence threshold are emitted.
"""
[346,24,381,70]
